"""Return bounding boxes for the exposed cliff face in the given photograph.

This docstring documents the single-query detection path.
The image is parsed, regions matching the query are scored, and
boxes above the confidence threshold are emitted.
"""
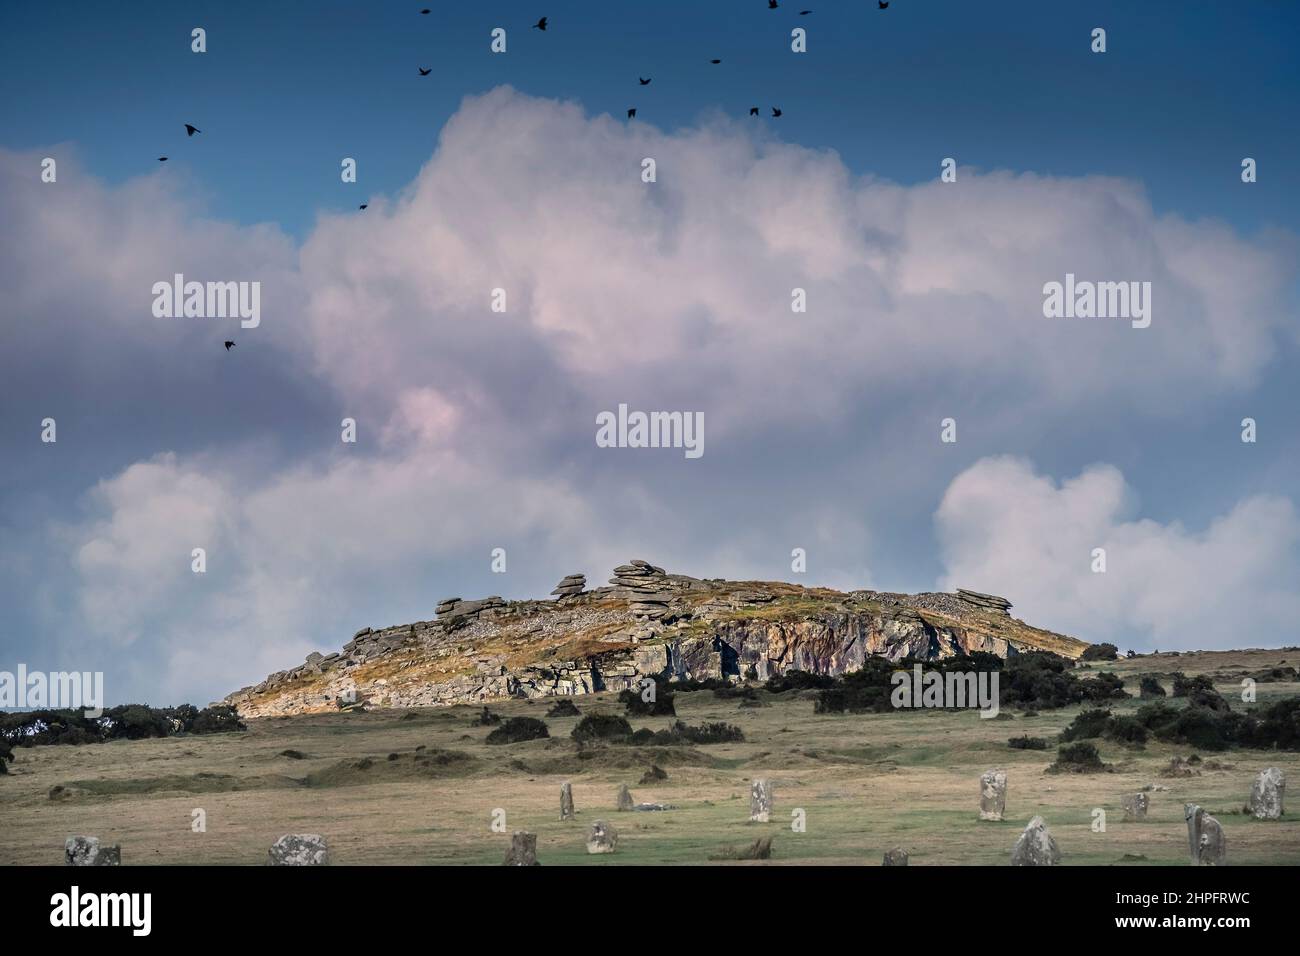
[223,562,1088,718]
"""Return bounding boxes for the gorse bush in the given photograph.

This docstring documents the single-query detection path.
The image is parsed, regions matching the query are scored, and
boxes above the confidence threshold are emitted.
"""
[0,704,244,748]
[765,670,836,694]
[1139,675,1166,698]
[1007,735,1049,750]
[544,699,580,717]
[1080,643,1119,661]
[1051,741,1108,773]
[630,721,746,746]
[619,685,676,717]
[485,716,549,745]
[571,713,634,743]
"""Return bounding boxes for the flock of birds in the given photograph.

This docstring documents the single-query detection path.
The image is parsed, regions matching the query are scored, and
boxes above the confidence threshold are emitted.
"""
[167,3,894,351]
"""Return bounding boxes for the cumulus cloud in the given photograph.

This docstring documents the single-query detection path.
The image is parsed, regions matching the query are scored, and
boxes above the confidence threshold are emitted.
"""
[2,86,1297,701]
[935,457,1300,650]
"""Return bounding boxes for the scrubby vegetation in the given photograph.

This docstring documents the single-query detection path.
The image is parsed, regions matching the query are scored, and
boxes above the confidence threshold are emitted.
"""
[1058,696,1300,753]
[630,721,745,746]
[0,704,244,748]
[475,706,502,725]
[544,699,580,717]
[765,670,836,694]
[0,739,13,773]
[1139,675,1166,698]
[1050,741,1108,773]
[485,716,549,744]
[572,713,634,743]
[619,685,677,717]
[1007,735,1049,750]
[1081,642,1119,661]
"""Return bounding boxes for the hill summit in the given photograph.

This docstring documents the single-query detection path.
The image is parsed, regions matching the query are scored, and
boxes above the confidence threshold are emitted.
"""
[224,560,1088,718]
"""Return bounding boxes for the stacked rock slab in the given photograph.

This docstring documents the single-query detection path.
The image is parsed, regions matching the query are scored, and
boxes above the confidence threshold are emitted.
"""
[268,834,328,866]
[65,836,120,866]
[979,770,1007,821]
[586,821,618,854]
[750,779,773,823]
[1248,767,1285,820]
[1122,792,1149,822]
[1011,816,1061,866]
[503,831,539,866]
[956,589,1013,616]
[436,596,506,629]
[550,573,586,599]
[609,560,673,619]
[1185,804,1226,865]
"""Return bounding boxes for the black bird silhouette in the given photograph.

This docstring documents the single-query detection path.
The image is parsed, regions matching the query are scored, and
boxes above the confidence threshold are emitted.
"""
[768,0,778,8]
[158,156,168,162]
[627,108,636,119]
[418,67,431,75]
[639,77,651,85]
[223,341,235,351]
[878,1,888,7]
[771,107,782,117]
[710,58,721,64]
[420,7,430,13]
[800,9,812,13]
[185,124,200,136]
[359,203,368,210]
[749,107,759,116]
[533,17,548,30]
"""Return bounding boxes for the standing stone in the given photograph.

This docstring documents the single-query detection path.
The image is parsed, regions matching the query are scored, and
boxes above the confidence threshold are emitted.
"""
[503,830,539,866]
[750,778,773,823]
[560,781,575,821]
[882,847,909,866]
[64,836,120,866]
[1122,792,1149,822]
[586,820,618,854]
[1010,816,1061,866]
[617,784,634,811]
[1248,767,1285,820]
[979,769,1007,821]
[1185,803,1227,865]
[268,834,328,866]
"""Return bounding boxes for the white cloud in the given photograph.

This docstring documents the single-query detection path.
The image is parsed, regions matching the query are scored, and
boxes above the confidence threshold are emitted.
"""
[935,456,1300,650]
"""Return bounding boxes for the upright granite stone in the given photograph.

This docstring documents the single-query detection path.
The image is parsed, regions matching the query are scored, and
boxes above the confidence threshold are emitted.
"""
[65,836,121,866]
[268,834,328,866]
[1185,803,1226,865]
[586,820,618,854]
[1248,767,1285,820]
[503,830,539,866]
[750,778,773,823]
[979,770,1007,821]
[617,784,634,811]
[1010,816,1060,866]
[560,781,575,821]
[1122,792,1149,822]
[882,847,909,866]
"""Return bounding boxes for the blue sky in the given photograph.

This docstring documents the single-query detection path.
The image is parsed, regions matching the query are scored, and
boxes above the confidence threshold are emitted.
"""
[1,1,1298,705]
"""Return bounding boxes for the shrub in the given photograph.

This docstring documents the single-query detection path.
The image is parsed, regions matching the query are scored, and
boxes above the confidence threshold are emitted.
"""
[1081,643,1119,661]
[572,713,633,743]
[765,670,835,694]
[620,684,676,717]
[1050,741,1107,773]
[0,739,12,773]
[670,721,744,744]
[485,716,550,745]
[545,699,580,718]
[1139,675,1166,698]
[1172,673,1214,698]
[1007,735,1048,750]
[475,706,501,725]
[188,705,245,735]
[1060,708,1113,742]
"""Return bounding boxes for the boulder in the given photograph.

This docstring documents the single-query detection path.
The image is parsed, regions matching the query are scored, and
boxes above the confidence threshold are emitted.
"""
[750,778,773,823]
[1010,816,1061,866]
[503,830,539,866]
[1248,767,1285,820]
[560,782,575,821]
[268,834,328,866]
[1122,792,1149,822]
[882,847,909,866]
[65,836,120,866]
[1185,803,1226,865]
[586,820,618,854]
[979,770,1007,821]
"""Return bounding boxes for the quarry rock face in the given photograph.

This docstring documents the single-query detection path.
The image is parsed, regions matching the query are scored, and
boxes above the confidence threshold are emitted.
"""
[268,834,329,866]
[1249,768,1285,820]
[65,836,120,866]
[1185,804,1226,865]
[1010,816,1061,866]
[979,770,1007,821]
[224,561,1087,718]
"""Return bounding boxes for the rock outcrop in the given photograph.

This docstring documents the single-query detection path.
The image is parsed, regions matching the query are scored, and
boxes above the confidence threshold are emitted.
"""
[224,560,1088,718]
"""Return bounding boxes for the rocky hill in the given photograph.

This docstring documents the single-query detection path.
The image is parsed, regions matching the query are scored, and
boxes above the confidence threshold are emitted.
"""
[223,561,1089,718]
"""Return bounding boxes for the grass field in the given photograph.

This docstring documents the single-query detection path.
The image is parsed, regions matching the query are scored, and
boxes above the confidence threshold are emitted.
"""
[3,647,1298,865]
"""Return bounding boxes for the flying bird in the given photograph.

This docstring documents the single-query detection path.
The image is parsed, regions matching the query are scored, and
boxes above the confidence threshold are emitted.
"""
[639,77,651,85]
[749,107,759,116]
[878,1,889,8]
[533,17,548,30]
[158,156,168,162]
[185,124,201,136]
[627,108,636,118]
[420,8,430,13]
[771,107,782,117]
[800,9,812,14]
[768,0,778,8]
[223,341,235,351]
[710,58,721,64]
[418,67,431,75]
[359,203,368,210]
